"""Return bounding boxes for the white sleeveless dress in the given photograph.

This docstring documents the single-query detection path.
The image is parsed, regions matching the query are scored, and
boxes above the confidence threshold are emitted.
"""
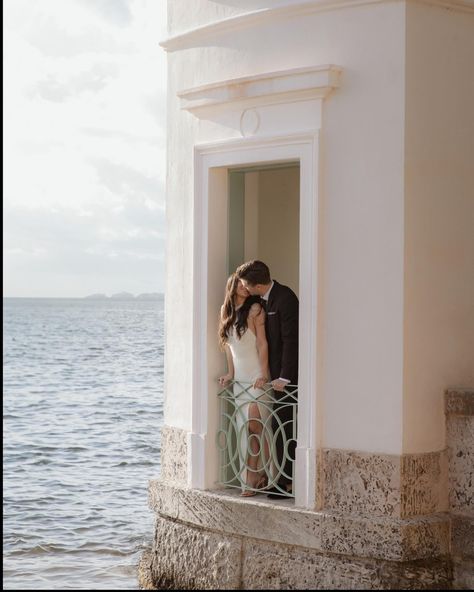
[227,321,274,490]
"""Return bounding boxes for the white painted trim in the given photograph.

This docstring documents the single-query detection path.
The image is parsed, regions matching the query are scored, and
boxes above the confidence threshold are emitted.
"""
[178,65,341,115]
[190,130,322,155]
[161,0,474,52]
[190,132,321,509]
[294,133,320,509]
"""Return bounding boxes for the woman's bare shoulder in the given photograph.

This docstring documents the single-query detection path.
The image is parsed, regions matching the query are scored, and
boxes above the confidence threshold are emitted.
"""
[249,302,264,317]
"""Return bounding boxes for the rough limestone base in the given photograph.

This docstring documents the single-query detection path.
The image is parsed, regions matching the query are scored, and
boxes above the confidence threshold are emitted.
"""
[143,394,473,590]
[139,481,453,590]
[137,549,156,590]
[241,537,450,591]
[401,452,449,518]
[446,414,473,514]
[148,517,241,590]
[445,389,474,590]
[159,425,188,486]
[321,449,448,519]
[321,449,401,517]
[452,558,474,591]
[451,514,474,560]
[140,511,451,591]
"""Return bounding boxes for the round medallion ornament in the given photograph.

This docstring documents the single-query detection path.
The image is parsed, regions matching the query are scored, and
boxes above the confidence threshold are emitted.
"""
[240,109,260,137]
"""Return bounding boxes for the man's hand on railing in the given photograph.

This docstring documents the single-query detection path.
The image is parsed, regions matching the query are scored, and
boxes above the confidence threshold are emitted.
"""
[253,376,270,390]
[271,378,289,392]
[218,373,233,387]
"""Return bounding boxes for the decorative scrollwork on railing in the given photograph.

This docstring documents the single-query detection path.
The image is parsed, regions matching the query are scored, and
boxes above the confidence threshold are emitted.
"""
[216,381,297,498]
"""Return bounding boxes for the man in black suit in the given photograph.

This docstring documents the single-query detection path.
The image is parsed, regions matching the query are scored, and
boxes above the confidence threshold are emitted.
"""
[236,260,298,498]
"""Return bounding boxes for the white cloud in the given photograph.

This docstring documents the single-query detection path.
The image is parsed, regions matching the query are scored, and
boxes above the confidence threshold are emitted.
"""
[3,0,167,296]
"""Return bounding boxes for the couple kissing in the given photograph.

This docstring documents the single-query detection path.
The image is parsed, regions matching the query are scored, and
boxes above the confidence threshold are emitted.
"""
[218,260,298,499]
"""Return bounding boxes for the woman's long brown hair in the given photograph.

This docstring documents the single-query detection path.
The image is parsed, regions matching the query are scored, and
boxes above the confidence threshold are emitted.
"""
[218,274,261,349]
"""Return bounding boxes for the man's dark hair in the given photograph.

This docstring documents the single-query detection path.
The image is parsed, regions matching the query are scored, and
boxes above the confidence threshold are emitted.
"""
[236,260,271,286]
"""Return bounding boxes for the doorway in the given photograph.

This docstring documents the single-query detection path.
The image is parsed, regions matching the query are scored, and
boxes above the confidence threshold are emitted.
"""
[221,163,300,494]
[191,134,320,509]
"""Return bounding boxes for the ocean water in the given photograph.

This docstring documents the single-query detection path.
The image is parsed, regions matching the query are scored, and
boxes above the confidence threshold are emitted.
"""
[3,297,164,590]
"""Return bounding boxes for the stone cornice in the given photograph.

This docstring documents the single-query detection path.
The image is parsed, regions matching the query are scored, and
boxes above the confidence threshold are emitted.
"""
[178,65,342,115]
[161,0,474,52]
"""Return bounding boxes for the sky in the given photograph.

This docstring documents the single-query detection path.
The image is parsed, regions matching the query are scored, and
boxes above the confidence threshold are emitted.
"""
[3,0,168,297]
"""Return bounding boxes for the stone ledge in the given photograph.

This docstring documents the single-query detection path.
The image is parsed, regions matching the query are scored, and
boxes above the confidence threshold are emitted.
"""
[149,479,323,552]
[445,389,474,416]
[148,480,450,562]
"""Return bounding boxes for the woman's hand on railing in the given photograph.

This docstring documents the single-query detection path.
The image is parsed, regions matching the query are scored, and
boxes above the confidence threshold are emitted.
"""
[218,373,233,387]
[253,376,270,390]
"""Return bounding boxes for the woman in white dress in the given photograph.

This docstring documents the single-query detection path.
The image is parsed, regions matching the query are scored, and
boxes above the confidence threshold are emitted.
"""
[218,274,273,497]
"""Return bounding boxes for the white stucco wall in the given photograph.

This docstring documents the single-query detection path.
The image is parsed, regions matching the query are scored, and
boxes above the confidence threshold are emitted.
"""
[163,52,197,431]
[402,3,474,453]
[318,5,406,454]
[162,1,474,458]
[164,0,407,454]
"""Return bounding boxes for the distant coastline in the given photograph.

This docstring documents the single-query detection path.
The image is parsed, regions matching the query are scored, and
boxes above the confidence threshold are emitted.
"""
[3,293,163,300]
[84,292,163,300]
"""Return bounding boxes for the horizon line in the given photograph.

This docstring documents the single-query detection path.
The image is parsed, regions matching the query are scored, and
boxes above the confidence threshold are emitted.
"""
[3,293,165,299]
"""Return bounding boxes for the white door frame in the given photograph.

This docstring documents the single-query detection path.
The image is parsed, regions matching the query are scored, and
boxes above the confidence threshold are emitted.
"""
[189,132,320,509]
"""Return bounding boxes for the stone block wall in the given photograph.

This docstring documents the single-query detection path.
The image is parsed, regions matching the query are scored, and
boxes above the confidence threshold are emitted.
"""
[143,483,452,590]
[140,392,474,590]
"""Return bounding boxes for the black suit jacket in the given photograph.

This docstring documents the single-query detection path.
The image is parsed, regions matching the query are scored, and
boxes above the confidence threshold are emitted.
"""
[265,280,299,385]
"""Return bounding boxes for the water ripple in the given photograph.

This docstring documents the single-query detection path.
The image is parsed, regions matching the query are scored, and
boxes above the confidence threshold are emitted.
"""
[3,298,164,590]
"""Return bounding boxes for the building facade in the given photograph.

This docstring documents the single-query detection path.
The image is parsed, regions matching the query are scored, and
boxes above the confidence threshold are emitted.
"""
[140,1,474,589]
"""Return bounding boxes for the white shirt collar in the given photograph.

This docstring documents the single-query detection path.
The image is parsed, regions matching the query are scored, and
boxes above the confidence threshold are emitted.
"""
[262,281,274,301]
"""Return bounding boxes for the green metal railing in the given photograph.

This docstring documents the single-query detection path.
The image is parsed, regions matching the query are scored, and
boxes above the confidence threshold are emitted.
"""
[216,380,298,498]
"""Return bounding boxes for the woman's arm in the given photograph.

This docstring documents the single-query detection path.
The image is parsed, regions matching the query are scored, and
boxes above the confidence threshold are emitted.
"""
[218,344,234,386]
[250,304,269,389]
